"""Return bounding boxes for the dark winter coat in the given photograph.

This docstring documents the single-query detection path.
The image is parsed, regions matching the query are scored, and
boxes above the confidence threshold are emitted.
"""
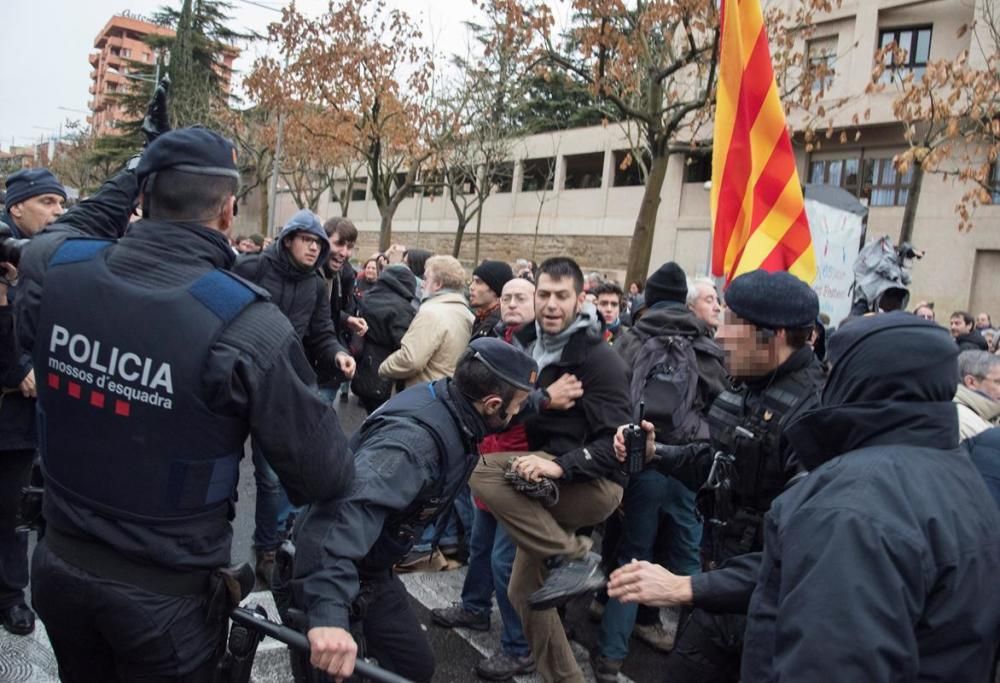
[614,301,731,416]
[742,313,1000,683]
[232,222,347,380]
[351,266,417,404]
[956,328,989,351]
[512,311,632,485]
[471,304,502,340]
[964,426,1000,510]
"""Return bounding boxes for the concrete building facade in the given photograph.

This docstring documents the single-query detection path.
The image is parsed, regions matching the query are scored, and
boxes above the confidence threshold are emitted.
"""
[269,0,998,320]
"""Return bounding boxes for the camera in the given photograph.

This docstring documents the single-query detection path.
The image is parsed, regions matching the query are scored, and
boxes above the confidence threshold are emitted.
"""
[0,223,28,267]
[624,423,646,475]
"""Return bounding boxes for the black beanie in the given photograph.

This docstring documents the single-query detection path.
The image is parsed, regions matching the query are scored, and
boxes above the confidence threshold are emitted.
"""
[644,262,688,306]
[473,260,514,298]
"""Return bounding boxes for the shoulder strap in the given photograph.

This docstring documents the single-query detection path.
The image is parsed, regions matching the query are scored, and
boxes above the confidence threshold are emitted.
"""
[188,269,265,324]
[49,237,113,266]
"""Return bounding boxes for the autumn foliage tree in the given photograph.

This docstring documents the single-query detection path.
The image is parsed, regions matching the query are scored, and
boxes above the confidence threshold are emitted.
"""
[501,0,847,285]
[263,0,435,250]
[874,8,1000,240]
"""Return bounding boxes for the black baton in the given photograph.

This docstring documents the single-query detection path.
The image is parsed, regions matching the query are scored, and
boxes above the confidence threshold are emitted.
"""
[229,606,413,683]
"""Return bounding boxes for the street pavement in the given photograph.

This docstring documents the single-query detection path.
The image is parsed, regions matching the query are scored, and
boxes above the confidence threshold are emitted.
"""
[0,393,666,682]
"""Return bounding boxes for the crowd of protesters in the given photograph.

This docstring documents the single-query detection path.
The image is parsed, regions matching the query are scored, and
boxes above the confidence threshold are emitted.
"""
[2,160,999,683]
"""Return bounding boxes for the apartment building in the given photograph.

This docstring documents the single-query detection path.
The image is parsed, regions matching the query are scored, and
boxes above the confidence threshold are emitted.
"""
[270,0,998,318]
[88,12,238,137]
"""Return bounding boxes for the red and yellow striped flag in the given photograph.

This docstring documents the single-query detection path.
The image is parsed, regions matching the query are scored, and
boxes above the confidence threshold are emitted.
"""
[710,0,816,284]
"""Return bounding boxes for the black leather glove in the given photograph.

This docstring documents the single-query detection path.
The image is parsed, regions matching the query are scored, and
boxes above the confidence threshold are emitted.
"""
[141,75,171,146]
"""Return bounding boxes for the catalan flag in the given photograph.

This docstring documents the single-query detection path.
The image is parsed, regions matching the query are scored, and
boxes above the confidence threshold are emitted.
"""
[710,0,816,284]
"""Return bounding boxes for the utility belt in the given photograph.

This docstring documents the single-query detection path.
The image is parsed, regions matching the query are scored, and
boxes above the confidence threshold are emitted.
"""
[45,525,214,597]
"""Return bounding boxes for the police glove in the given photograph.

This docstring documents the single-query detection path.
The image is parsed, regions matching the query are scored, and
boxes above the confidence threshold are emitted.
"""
[650,442,707,477]
[141,75,171,146]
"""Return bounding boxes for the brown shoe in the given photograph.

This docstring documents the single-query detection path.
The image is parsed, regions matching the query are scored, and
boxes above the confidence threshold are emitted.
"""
[255,550,276,590]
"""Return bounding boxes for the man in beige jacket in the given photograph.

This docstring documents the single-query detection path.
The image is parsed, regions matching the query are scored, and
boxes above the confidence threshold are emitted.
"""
[379,255,474,386]
[954,350,1000,440]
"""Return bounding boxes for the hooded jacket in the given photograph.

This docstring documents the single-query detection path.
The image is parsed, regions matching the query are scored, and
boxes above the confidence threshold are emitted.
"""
[232,211,347,379]
[956,328,989,351]
[614,301,731,416]
[513,304,632,484]
[742,312,1000,683]
[379,289,474,386]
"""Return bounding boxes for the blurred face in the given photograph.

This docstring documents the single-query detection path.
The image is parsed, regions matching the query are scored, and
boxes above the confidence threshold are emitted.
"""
[629,283,640,295]
[716,310,783,378]
[469,275,499,309]
[8,193,65,235]
[977,313,991,329]
[535,273,584,335]
[950,316,972,337]
[914,306,935,321]
[596,294,621,325]
[286,232,322,269]
[363,260,378,281]
[500,279,535,326]
[238,238,259,254]
[328,231,355,272]
[965,364,1000,402]
[689,283,722,329]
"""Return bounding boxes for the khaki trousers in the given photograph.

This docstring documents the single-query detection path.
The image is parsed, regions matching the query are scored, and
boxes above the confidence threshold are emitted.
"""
[470,452,623,683]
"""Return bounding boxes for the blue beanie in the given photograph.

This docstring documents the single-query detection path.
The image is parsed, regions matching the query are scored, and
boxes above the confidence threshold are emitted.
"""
[5,168,66,207]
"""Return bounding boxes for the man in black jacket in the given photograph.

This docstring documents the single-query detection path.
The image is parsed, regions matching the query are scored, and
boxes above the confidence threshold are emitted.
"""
[15,127,355,681]
[290,338,537,683]
[0,168,67,635]
[607,269,822,683]
[232,209,355,586]
[470,256,632,683]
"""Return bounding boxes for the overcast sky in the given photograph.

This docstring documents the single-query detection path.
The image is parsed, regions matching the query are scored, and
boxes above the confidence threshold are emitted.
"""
[0,0,571,153]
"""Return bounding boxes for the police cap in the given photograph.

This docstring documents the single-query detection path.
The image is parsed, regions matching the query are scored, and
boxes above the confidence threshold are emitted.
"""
[725,269,818,330]
[135,127,240,182]
[468,337,538,391]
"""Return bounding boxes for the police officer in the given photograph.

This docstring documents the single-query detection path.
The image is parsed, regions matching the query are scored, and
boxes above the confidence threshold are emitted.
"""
[14,126,355,682]
[287,337,537,683]
[607,269,823,682]
[0,168,67,636]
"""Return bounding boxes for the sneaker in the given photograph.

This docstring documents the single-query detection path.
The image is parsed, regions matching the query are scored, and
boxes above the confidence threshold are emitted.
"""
[1,603,35,636]
[255,550,276,590]
[475,652,536,680]
[587,597,605,623]
[395,548,448,573]
[528,551,605,610]
[633,621,676,652]
[431,604,490,631]
[590,653,622,683]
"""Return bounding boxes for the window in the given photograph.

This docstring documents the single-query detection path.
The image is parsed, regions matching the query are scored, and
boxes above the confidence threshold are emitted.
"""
[121,48,132,58]
[612,149,649,187]
[879,26,932,80]
[350,178,367,202]
[521,157,555,193]
[490,163,514,193]
[989,163,1000,204]
[419,169,444,197]
[864,157,913,206]
[807,36,837,93]
[809,153,912,206]
[562,152,604,190]
[684,154,712,183]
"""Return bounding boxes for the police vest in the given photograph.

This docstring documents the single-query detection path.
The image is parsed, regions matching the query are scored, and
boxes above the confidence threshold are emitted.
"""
[35,237,264,524]
[357,379,478,571]
[707,368,818,514]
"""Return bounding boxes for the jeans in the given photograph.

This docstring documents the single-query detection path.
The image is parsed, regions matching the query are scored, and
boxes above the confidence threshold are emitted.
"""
[412,484,475,552]
[0,449,34,609]
[252,446,297,552]
[459,507,530,658]
[598,469,702,661]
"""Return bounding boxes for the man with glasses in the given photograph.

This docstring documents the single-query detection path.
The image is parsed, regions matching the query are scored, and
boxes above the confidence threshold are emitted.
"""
[955,350,1000,440]
[233,209,356,588]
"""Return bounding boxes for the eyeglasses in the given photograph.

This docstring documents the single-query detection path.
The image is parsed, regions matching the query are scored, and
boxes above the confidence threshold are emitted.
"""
[294,234,322,246]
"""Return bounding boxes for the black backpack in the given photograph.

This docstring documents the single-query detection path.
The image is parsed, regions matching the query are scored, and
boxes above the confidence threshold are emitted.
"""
[628,333,709,445]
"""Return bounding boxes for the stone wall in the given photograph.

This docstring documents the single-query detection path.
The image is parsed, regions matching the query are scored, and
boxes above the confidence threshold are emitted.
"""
[351,231,632,280]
